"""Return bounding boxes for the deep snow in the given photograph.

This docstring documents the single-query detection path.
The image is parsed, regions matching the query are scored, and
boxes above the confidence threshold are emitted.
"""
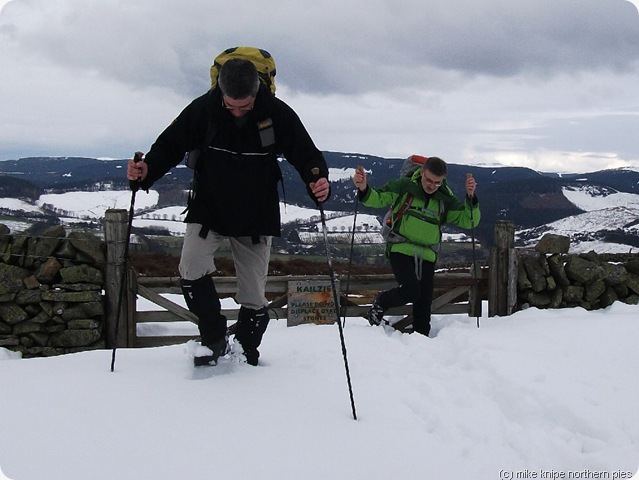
[1,301,639,480]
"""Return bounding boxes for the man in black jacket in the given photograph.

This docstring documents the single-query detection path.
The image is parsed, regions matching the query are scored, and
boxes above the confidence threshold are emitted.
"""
[127,57,330,366]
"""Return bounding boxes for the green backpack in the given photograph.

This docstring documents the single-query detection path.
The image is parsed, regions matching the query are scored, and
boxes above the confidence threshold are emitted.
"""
[210,46,277,95]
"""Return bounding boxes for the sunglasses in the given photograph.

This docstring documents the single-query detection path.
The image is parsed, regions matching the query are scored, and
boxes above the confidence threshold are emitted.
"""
[423,174,443,187]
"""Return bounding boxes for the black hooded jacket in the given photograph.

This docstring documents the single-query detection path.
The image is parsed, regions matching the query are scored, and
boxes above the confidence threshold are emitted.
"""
[139,84,329,237]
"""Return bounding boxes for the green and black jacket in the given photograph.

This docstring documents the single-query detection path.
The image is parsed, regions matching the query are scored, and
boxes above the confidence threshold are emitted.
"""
[359,170,480,263]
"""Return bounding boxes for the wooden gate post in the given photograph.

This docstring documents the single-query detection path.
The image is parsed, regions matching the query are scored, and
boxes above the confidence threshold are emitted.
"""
[488,220,517,317]
[104,209,132,348]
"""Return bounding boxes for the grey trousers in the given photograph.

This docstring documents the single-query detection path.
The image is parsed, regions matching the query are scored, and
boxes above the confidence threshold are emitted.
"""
[178,223,271,309]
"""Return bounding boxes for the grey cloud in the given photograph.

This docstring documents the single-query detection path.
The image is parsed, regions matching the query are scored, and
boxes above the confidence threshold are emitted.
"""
[414,0,639,77]
[514,113,639,158]
[1,0,639,172]
[253,0,639,93]
[2,0,638,98]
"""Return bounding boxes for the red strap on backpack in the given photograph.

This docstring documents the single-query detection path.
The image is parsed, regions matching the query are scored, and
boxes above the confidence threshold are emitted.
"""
[385,193,414,229]
[396,193,414,222]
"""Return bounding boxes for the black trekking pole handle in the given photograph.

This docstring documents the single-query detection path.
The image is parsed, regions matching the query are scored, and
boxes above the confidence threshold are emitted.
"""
[129,152,144,192]
[311,167,358,420]
[110,152,143,372]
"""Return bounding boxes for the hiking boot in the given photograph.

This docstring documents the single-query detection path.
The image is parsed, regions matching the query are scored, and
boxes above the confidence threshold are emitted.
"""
[229,339,259,366]
[243,349,259,366]
[367,295,385,326]
[234,306,270,366]
[193,336,229,367]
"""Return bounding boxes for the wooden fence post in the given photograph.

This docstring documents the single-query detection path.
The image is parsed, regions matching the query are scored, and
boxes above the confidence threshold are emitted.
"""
[104,209,132,348]
[488,220,517,317]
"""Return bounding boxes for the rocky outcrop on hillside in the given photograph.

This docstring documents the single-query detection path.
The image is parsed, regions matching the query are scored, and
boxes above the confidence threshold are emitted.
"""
[517,233,639,310]
[0,223,105,358]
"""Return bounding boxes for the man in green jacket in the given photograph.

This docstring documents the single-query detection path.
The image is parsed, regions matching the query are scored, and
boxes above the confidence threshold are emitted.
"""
[353,157,479,336]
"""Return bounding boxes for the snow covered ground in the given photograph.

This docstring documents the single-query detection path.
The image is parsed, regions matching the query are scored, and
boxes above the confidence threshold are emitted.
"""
[1,301,638,480]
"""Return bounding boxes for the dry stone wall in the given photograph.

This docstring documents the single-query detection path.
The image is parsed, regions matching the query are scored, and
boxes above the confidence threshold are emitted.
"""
[517,234,639,311]
[0,224,106,358]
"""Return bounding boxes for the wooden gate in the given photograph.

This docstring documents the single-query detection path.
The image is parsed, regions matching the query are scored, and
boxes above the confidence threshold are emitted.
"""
[103,209,500,349]
[123,271,484,348]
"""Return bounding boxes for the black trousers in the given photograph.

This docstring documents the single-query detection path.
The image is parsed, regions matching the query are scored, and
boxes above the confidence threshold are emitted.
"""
[377,252,435,336]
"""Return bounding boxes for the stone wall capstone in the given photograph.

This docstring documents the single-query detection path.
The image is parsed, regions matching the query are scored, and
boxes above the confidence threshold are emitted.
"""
[517,233,639,311]
[0,224,106,358]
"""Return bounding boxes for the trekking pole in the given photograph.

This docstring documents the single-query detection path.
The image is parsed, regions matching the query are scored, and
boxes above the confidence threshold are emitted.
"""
[312,167,357,420]
[467,173,480,328]
[342,194,359,327]
[110,152,143,372]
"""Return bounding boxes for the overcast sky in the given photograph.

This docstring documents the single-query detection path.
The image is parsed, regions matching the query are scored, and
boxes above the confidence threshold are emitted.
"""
[1,0,639,173]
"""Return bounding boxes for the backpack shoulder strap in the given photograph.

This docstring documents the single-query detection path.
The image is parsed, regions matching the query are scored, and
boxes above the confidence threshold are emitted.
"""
[181,119,218,215]
[384,192,413,233]
[185,119,217,170]
[395,193,414,222]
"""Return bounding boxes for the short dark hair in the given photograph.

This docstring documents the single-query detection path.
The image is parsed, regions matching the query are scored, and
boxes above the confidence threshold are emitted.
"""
[423,156,447,177]
[218,58,259,99]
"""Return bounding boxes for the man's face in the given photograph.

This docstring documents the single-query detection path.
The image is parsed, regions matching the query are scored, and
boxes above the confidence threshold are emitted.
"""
[420,169,445,194]
[222,95,255,118]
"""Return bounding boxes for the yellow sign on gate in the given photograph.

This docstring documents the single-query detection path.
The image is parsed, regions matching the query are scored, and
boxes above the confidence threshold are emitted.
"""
[287,279,339,327]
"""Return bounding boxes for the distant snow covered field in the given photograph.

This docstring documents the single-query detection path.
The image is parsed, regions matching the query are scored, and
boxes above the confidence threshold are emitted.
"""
[563,185,639,212]
[0,182,637,253]
[36,190,160,218]
[516,186,639,254]
[0,198,45,214]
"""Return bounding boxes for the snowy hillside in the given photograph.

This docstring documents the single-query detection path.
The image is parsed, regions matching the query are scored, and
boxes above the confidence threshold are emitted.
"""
[517,186,639,253]
[0,189,381,237]
[36,190,160,219]
[0,198,45,214]
[1,174,637,253]
[0,198,47,232]
[562,185,639,212]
